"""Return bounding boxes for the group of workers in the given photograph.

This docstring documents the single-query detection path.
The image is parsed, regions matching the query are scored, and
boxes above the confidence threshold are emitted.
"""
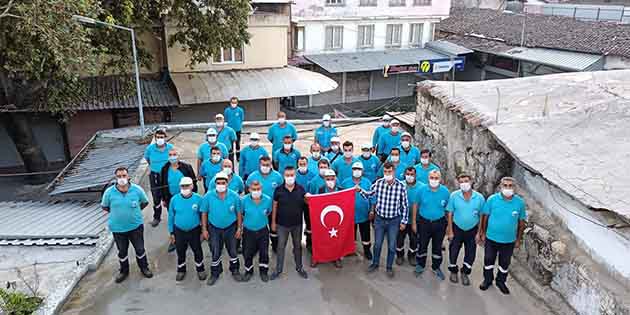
[101,98,527,296]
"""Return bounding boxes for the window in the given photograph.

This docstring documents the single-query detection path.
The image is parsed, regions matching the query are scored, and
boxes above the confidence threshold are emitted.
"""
[357,25,375,48]
[294,26,305,51]
[325,26,343,50]
[428,22,435,41]
[326,0,344,6]
[359,0,377,6]
[413,0,431,5]
[385,24,402,47]
[213,47,243,63]
[389,0,405,6]
[409,23,424,47]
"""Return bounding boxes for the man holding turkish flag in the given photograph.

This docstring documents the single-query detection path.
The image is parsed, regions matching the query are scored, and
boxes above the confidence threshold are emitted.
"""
[308,184,356,264]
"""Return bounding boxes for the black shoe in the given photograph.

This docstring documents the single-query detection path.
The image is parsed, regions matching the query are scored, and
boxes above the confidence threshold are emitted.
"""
[366,264,378,274]
[270,271,282,281]
[395,256,404,266]
[242,273,253,282]
[231,272,243,282]
[364,249,373,261]
[449,272,459,284]
[207,275,218,286]
[408,255,417,266]
[461,274,471,286]
[150,219,160,227]
[260,273,269,282]
[198,271,208,281]
[114,271,129,283]
[168,243,176,253]
[386,269,395,279]
[140,268,153,279]
[334,260,342,269]
[496,282,511,295]
[297,269,308,279]
[176,272,186,282]
[479,280,492,291]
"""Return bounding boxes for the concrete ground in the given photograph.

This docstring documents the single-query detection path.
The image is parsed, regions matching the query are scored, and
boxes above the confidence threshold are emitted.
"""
[60,123,550,315]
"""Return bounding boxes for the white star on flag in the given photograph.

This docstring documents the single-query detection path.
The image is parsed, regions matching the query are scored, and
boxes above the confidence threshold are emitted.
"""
[328,228,338,238]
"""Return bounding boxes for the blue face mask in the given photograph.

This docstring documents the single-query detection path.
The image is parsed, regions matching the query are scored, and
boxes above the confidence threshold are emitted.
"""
[169,156,178,164]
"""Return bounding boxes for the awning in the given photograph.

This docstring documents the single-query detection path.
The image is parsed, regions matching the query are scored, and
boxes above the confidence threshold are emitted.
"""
[304,48,448,73]
[170,66,338,105]
[425,40,474,56]
[497,47,604,71]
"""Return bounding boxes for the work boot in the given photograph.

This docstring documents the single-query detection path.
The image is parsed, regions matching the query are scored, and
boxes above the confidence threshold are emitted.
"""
[231,271,243,282]
[176,272,186,282]
[366,264,379,274]
[414,265,425,277]
[449,272,459,284]
[297,268,308,279]
[334,259,343,269]
[168,243,176,253]
[207,275,219,286]
[461,274,471,286]
[408,255,417,266]
[433,268,445,281]
[150,219,160,227]
[479,280,492,291]
[496,282,511,295]
[386,268,395,279]
[197,271,208,281]
[140,268,153,279]
[260,272,269,282]
[395,256,404,266]
[114,271,129,283]
[242,273,253,282]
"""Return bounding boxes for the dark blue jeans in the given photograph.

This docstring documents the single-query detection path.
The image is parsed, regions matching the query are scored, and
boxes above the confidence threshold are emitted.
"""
[372,215,401,269]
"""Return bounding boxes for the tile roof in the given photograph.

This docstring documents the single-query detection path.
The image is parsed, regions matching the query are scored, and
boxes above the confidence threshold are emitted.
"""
[438,8,630,58]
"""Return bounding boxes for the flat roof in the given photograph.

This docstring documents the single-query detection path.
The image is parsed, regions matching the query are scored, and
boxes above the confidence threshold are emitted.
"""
[304,48,447,73]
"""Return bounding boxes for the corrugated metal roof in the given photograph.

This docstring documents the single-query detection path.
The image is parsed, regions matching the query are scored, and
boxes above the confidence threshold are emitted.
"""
[170,66,338,105]
[497,47,604,71]
[304,49,448,73]
[0,201,106,245]
[48,137,146,195]
[425,40,474,56]
[386,111,416,128]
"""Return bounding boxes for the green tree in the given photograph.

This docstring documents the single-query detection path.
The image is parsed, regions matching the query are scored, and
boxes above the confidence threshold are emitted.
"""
[0,0,250,181]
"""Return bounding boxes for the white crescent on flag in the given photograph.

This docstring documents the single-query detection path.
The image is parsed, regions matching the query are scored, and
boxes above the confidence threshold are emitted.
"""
[320,205,344,229]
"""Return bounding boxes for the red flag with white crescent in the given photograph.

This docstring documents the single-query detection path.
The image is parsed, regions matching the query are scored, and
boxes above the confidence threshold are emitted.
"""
[308,188,356,263]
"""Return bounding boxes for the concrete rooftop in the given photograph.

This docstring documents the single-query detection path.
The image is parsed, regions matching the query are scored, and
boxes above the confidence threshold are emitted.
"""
[418,70,630,219]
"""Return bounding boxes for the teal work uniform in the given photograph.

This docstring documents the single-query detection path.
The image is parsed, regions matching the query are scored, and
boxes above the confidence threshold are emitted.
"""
[197,142,229,160]
[199,159,224,189]
[325,150,342,163]
[446,190,486,231]
[341,177,372,224]
[372,125,390,149]
[307,175,340,195]
[200,190,241,229]
[167,167,185,195]
[307,156,327,175]
[144,143,173,173]
[399,146,421,168]
[377,131,402,156]
[208,174,245,194]
[239,145,269,178]
[101,184,149,233]
[414,162,440,185]
[245,170,283,197]
[168,193,203,234]
[377,162,406,180]
[482,193,527,243]
[405,181,425,223]
[240,194,273,231]
[273,147,301,173]
[417,184,450,221]
[314,125,338,149]
[267,122,298,153]
[359,155,380,183]
[296,169,316,189]
[224,106,245,132]
[332,156,359,182]
[216,126,237,151]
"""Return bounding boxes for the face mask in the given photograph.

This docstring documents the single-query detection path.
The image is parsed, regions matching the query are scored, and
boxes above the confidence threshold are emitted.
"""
[216,184,227,193]
[429,179,440,188]
[326,180,336,189]
[250,140,259,147]
[362,152,371,159]
[285,176,296,185]
[383,174,393,181]
[216,121,224,128]
[323,121,330,127]
[207,136,217,143]
[260,166,271,174]
[251,190,262,199]
[312,152,321,159]
[180,188,192,196]
[390,155,400,162]
[298,166,308,173]
[156,138,166,146]
[405,175,415,184]
[211,155,221,163]
[319,168,327,176]
[502,188,514,198]
[460,182,472,192]
[230,103,237,108]
[116,177,128,186]
[420,158,429,165]
[352,170,362,178]
[331,145,339,151]
[223,167,232,175]
[343,151,353,159]
[391,126,399,133]
[278,117,286,124]
[383,121,390,127]
[283,143,292,151]
[401,141,410,149]
[168,156,178,164]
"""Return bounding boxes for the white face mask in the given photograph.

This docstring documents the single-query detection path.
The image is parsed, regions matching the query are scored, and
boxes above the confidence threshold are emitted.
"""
[391,126,399,133]
[429,179,440,188]
[312,152,321,159]
[405,175,415,184]
[180,188,192,196]
[298,166,308,173]
[362,152,371,159]
[251,190,262,199]
[323,121,330,127]
[326,180,336,189]
[230,103,237,108]
[383,174,393,181]
[352,170,362,178]
[223,167,232,175]
[216,184,227,193]
[319,168,328,176]
[278,117,286,124]
[343,151,353,159]
[460,182,472,192]
[331,144,339,151]
[420,158,429,165]
[211,154,221,163]
[156,138,166,146]
[260,166,271,174]
[250,140,259,147]
[401,141,410,149]
[216,121,224,128]
[285,176,296,185]
[207,136,217,143]
[502,188,514,198]
[283,143,292,151]
[390,155,400,162]
[116,177,128,186]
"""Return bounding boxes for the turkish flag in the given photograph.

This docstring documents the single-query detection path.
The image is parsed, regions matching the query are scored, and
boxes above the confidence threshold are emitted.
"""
[308,188,356,263]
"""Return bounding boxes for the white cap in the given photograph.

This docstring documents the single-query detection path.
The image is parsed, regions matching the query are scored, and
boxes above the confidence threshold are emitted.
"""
[322,114,331,121]
[391,119,400,125]
[330,136,341,143]
[401,132,412,138]
[215,172,229,181]
[324,169,336,177]
[206,128,217,135]
[382,114,392,121]
[352,162,364,169]
[361,143,372,150]
[179,177,193,186]
[249,132,260,140]
[215,113,224,119]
